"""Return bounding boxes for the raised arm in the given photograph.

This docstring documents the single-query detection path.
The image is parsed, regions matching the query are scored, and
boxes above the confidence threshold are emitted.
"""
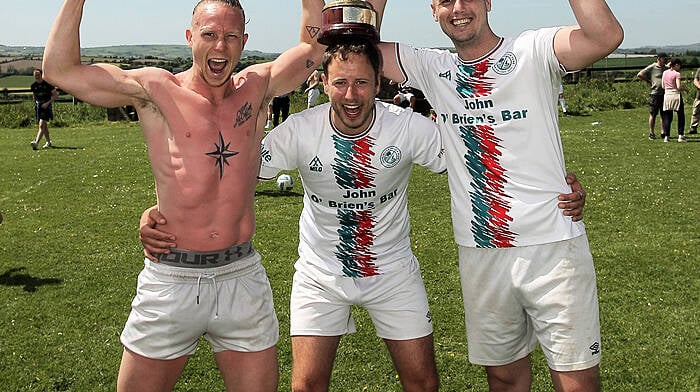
[554,0,623,71]
[263,0,327,100]
[364,0,404,83]
[42,0,148,108]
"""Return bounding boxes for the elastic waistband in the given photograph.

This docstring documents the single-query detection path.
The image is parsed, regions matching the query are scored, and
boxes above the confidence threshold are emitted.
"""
[156,242,254,269]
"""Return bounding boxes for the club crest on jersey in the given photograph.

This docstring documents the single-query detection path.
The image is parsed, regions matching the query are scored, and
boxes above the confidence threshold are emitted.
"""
[492,52,517,75]
[380,146,401,168]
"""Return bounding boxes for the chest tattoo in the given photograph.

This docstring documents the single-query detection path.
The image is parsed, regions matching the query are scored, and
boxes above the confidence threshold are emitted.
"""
[234,102,253,128]
[206,131,239,179]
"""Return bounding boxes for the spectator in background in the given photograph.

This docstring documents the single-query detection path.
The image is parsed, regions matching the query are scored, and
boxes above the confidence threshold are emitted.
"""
[558,83,568,115]
[265,99,274,130]
[30,69,58,150]
[304,69,321,108]
[690,66,700,134]
[272,93,291,126]
[393,86,416,109]
[661,58,688,143]
[637,53,668,140]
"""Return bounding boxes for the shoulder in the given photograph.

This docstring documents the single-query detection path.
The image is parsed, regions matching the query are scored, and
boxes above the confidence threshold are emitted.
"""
[398,42,453,59]
[135,66,179,86]
[516,27,560,43]
[377,102,434,129]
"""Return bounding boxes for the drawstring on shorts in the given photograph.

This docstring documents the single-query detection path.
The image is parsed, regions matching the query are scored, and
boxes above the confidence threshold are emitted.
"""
[196,273,220,319]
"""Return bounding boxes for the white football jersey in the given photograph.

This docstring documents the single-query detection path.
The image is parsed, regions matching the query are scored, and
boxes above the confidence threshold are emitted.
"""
[395,27,585,248]
[260,101,446,277]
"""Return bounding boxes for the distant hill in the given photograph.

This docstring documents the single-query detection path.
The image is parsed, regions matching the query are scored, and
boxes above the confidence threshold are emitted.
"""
[3,42,699,60]
[0,44,279,60]
[618,42,700,55]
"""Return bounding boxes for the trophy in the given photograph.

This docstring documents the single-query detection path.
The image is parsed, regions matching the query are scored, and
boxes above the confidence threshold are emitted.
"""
[318,0,379,45]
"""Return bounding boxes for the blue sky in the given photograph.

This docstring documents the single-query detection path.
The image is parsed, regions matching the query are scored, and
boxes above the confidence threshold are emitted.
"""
[2,1,698,52]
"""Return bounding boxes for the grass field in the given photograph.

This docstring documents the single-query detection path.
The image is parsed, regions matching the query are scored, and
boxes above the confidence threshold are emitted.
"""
[0,106,698,391]
[0,75,36,89]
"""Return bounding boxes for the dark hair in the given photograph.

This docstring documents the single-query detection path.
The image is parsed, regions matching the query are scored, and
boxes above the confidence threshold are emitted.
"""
[657,52,668,59]
[193,0,245,22]
[669,58,682,67]
[322,39,383,82]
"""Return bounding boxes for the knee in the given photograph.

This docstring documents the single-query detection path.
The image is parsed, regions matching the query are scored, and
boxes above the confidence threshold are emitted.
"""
[400,370,439,392]
[486,364,532,392]
[291,376,329,392]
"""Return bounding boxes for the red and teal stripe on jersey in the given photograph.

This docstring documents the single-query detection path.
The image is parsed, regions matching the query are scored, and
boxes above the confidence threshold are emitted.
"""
[455,59,515,247]
[336,209,379,278]
[332,134,377,188]
[456,61,493,98]
[331,134,380,277]
[461,124,515,248]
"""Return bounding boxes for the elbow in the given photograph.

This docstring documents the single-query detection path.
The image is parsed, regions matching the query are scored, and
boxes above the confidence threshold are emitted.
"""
[610,24,624,51]
[41,62,59,86]
[603,22,624,54]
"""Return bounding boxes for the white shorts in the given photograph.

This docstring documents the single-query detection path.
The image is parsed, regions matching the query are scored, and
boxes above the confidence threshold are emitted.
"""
[458,235,601,372]
[120,250,279,360]
[307,88,320,107]
[290,256,432,340]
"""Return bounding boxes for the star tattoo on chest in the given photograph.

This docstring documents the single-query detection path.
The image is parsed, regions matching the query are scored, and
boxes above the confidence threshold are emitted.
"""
[206,131,239,179]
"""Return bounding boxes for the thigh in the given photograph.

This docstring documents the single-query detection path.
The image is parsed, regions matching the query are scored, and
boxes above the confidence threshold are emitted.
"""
[550,365,600,392]
[215,346,279,392]
[522,236,601,372]
[384,335,439,391]
[291,335,341,391]
[289,267,355,336]
[458,246,536,366]
[120,267,205,360]
[207,263,279,353]
[117,348,189,392]
[649,95,662,115]
[363,257,433,340]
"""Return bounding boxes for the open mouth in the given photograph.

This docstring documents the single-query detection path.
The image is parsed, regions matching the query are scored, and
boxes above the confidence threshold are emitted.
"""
[343,104,361,118]
[208,59,228,74]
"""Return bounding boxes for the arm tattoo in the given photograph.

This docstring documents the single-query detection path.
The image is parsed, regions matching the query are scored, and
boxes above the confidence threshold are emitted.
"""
[306,25,320,39]
[306,59,315,69]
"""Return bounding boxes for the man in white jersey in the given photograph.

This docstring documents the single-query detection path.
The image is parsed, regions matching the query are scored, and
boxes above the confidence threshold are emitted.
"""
[141,40,445,391]
[42,0,326,390]
[138,39,588,390]
[365,1,623,391]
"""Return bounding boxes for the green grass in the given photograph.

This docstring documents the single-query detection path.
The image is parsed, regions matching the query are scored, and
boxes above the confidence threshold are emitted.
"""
[0,75,36,88]
[0,105,698,391]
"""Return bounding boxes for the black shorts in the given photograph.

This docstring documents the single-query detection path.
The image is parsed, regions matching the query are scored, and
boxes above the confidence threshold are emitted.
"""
[648,94,663,116]
[35,101,54,122]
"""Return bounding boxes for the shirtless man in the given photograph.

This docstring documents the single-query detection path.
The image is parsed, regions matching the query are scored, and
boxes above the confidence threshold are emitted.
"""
[42,1,325,391]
